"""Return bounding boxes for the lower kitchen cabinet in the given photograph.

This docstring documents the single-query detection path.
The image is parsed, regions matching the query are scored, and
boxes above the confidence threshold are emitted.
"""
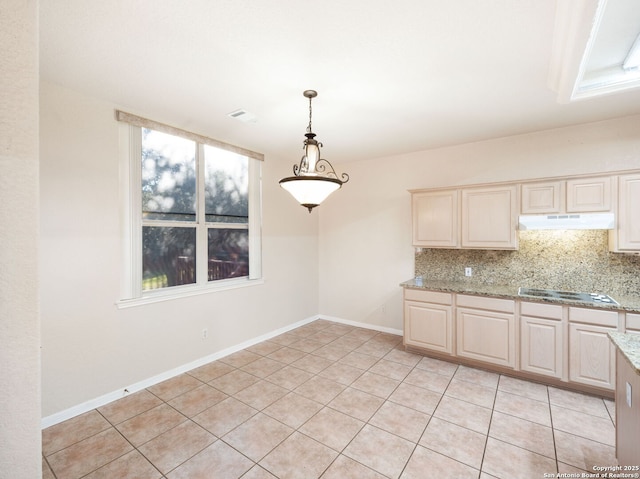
[569,321,616,390]
[520,301,564,379]
[615,347,640,466]
[456,295,515,368]
[402,288,629,395]
[569,307,618,390]
[404,289,453,355]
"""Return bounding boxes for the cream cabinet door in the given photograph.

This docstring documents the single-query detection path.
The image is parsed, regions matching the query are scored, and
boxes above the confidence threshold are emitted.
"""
[404,300,453,354]
[521,181,563,214]
[613,174,640,252]
[456,307,515,368]
[566,176,612,212]
[461,185,518,249]
[569,323,615,390]
[615,348,640,467]
[412,190,459,248]
[520,316,563,379]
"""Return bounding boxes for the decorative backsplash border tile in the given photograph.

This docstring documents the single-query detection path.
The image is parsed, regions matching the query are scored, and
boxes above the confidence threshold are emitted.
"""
[415,230,640,297]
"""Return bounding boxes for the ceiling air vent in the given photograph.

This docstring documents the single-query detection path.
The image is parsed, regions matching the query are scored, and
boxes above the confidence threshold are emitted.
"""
[227,109,258,124]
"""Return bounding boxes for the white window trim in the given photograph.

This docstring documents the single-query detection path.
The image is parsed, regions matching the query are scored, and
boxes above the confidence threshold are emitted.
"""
[116,118,263,309]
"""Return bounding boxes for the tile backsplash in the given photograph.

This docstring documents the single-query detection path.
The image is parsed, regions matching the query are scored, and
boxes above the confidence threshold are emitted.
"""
[415,230,640,298]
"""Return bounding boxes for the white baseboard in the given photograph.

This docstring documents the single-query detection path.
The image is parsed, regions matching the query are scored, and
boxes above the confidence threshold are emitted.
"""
[41,314,402,429]
[318,314,403,336]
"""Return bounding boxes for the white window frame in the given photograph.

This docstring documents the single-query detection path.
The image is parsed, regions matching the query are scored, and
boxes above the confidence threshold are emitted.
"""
[116,114,263,308]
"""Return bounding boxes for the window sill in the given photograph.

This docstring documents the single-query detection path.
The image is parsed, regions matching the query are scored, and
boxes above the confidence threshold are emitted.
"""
[116,277,264,309]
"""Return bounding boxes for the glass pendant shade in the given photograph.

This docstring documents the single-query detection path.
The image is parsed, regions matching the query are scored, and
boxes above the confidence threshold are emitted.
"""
[279,176,342,212]
[304,140,320,172]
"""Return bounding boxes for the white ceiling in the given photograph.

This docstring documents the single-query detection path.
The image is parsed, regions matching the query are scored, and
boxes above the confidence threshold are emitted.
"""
[39,0,640,164]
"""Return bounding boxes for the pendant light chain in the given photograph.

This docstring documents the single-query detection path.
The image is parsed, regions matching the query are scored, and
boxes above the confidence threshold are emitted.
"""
[307,95,313,134]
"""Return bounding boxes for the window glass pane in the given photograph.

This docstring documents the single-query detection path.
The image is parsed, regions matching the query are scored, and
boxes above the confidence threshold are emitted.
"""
[204,145,248,224]
[208,228,249,280]
[143,226,196,290]
[142,128,196,222]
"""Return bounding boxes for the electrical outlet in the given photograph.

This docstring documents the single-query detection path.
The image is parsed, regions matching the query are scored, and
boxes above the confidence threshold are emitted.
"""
[202,328,208,340]
[465,267,472,277]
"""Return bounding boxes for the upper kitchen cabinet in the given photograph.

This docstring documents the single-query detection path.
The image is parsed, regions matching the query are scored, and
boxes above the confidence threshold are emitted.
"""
[461,185,518,249]
[412,190,459,248]
[610,173,640,252]
[411,185,518,250]
[411,184,518,250]
[521,176,613,215]
[566,176,612,212]
[521,181,563,214]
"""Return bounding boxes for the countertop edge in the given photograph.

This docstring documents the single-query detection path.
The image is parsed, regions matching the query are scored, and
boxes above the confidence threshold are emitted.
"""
[400,279,640,314]
[608,332,640,376]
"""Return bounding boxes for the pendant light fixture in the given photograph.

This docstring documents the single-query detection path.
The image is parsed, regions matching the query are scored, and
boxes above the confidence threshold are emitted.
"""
[279,90,349,213]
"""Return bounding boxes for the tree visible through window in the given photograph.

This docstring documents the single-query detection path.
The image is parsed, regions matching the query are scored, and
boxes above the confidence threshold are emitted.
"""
[141,128,250,291]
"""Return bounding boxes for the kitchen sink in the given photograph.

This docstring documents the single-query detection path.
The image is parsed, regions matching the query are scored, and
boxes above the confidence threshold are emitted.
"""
[518,287,618,306]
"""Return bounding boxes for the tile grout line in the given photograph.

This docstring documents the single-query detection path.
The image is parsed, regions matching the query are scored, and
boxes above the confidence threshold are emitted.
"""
[548,383,560,474]
[89,406,166,479]
[396,360,458,479]
[482,374,513,478]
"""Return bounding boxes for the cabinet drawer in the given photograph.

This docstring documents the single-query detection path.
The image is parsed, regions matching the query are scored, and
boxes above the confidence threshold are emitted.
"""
[520,301,563,320]
[404,289,453,305]
[457,294,515,313]
[626,313,640,331]
[569,307,618,327]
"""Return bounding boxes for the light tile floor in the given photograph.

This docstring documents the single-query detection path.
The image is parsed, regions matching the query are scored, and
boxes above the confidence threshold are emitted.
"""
[42,319,618,479]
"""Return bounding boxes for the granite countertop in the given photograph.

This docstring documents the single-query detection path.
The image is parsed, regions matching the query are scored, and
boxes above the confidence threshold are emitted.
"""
[400,278,640,314]
[609,332,640,375]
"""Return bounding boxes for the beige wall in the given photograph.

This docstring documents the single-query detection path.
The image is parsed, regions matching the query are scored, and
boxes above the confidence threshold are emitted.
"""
[39,81,319,418]
[318,115,640,331]
[0,0,42,477]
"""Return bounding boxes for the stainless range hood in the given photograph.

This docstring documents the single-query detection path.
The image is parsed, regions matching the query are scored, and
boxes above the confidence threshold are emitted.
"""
[518,213,615,230]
